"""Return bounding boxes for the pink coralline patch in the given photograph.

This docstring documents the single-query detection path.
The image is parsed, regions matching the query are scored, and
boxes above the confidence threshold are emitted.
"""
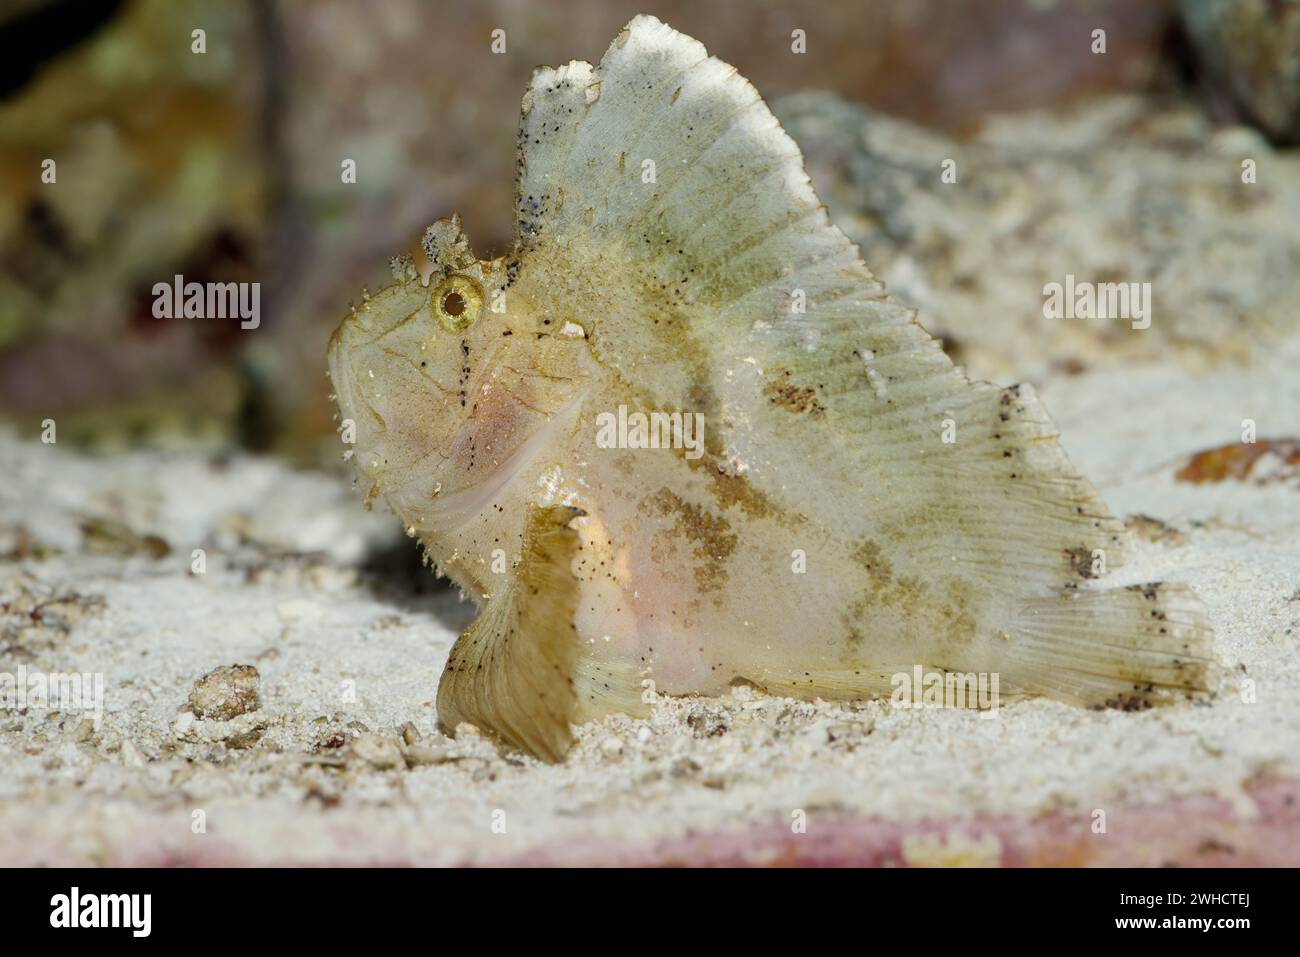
[17,778,1299,868]
[487,777,1300,867]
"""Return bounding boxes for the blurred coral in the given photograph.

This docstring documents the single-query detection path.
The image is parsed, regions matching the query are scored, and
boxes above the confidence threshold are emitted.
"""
[1,0,1295,462]
[779,91,1300,381]
[1180,0,1300,144]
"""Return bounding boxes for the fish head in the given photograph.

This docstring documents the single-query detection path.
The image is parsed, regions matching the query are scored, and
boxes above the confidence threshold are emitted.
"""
[327,217,508,508]
[328,214,591,551]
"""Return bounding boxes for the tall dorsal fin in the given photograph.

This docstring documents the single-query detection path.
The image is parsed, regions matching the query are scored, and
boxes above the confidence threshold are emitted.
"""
[510,14,1126,606]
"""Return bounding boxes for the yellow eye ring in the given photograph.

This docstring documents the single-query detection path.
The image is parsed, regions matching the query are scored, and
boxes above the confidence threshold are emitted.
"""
[432,275,484,332]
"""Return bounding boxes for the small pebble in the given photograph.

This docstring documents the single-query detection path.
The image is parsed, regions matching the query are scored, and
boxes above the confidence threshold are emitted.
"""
[400,722,423,746]
[189,664,261,720]
[351,733,402,770]
[225,726,264,750]
[118,739,146,767]
[66,717,95,743]
[686,709,729,738]
[402,744,453,767]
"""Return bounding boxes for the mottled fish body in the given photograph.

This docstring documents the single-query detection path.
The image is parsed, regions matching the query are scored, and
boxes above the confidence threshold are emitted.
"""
[328,16,1216,760]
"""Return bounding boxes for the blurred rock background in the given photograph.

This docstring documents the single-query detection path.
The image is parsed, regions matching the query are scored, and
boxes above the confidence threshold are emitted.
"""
[1,0,1297,463]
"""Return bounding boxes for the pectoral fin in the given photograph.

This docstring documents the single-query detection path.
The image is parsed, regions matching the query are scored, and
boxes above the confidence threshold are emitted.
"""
[436,505,586,762]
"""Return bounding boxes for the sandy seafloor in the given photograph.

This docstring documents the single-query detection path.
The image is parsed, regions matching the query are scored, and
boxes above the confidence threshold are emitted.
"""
[1,336,1298,866]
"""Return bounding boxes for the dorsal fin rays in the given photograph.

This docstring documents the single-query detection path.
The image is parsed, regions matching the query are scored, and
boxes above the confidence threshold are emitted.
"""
[512,15,1128,602]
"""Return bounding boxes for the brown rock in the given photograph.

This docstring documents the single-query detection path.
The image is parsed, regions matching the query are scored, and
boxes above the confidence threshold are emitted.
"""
[189,664,261,720]
[1181,0,1300,143]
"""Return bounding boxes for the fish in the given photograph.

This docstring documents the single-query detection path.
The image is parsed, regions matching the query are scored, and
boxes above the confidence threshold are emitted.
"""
[327,14,1218,761]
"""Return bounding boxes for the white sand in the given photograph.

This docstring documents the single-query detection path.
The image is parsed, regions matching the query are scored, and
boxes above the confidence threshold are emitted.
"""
[1,337,1297,864]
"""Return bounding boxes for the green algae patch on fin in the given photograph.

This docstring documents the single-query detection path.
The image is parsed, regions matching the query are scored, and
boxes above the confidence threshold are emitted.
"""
[436,505,587,762]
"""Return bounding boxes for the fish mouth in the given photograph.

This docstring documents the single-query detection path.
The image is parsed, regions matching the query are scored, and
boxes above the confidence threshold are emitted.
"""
[326,323,353,422]
[328,313,452,494]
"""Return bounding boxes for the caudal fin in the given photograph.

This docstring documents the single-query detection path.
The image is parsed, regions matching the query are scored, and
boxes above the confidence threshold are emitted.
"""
[1006,582,1217,710]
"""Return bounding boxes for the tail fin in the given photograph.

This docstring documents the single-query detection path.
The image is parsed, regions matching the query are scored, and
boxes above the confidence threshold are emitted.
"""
[1006,582,1217,710]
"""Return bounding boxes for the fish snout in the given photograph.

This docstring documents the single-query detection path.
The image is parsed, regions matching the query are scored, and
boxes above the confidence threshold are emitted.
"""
[327,317,383,471]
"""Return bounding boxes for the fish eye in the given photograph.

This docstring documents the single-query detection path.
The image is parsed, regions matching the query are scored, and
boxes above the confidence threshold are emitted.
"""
[432,275,483,332]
